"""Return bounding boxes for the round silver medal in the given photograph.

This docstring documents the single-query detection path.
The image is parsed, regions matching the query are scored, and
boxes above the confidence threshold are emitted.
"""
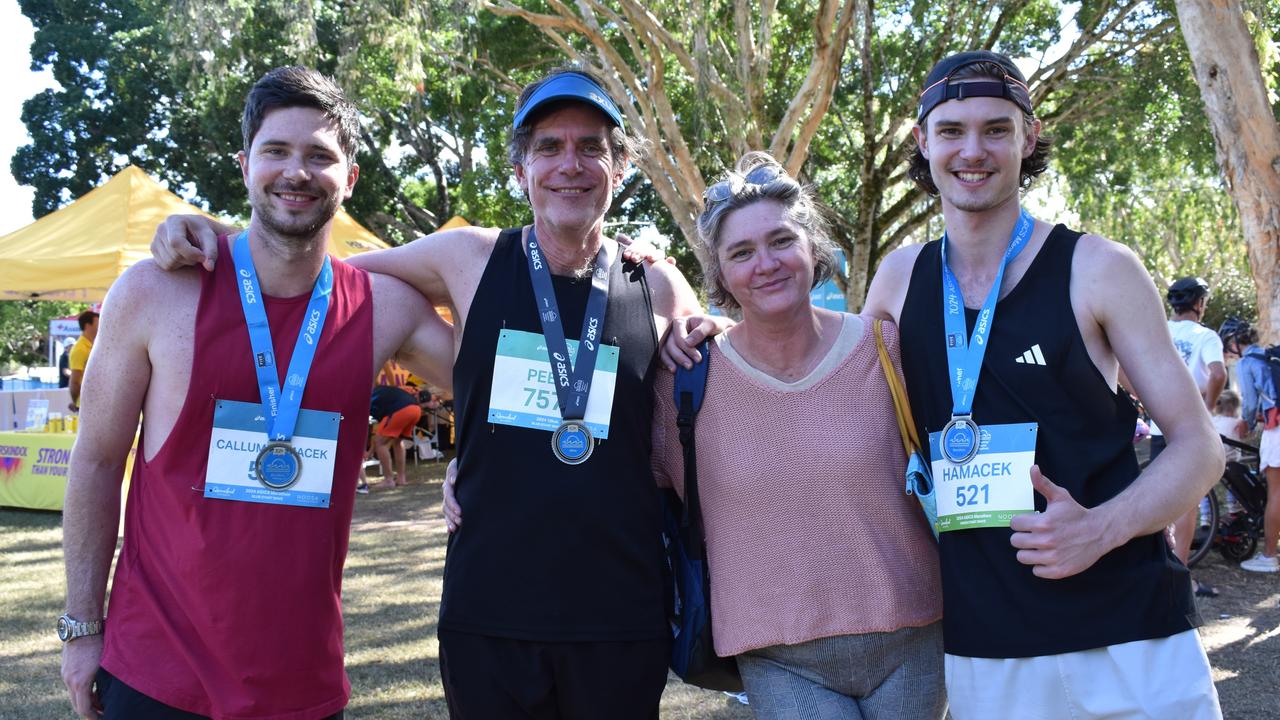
[551,420,594,465]
[940,416,980,465]
[256,441,303,490]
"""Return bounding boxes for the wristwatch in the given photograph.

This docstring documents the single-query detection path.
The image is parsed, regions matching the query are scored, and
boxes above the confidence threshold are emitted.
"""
[56,613,104,642]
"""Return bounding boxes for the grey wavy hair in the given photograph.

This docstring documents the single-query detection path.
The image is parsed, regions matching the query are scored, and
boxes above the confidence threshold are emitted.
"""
[696,151,838,311]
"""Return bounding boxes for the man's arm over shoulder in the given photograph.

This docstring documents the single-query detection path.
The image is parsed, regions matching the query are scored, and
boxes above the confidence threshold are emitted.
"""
[643,255,702,323]
[347,226,499,312]
[863,244,924,322]
[61,262,163,717]
[370,272,454,392]
[1079,235,1224,540]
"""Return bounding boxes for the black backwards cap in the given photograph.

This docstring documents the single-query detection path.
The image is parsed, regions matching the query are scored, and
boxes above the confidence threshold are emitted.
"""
[917,51,1033,121]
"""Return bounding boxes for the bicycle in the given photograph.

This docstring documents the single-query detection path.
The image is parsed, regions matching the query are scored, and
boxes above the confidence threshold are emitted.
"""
[1186,436,1268,568]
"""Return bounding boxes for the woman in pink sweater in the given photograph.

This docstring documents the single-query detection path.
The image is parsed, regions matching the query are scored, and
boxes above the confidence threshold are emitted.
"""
[651,152,944,718]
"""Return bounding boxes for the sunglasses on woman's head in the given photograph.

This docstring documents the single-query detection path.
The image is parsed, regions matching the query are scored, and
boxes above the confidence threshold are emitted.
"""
[703,164,786,205]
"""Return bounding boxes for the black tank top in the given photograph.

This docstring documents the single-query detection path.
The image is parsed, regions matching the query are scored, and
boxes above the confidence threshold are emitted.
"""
[899,224,1199,658]
[439,228,668,641]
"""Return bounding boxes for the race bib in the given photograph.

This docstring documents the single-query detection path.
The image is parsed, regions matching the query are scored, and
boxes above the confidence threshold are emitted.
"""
[930,422,1037,531]
[488,329,618,438]
[204,399,340,508]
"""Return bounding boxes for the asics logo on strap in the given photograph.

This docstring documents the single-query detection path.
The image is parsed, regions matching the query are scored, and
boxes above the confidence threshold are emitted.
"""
[1014,344,1047,366]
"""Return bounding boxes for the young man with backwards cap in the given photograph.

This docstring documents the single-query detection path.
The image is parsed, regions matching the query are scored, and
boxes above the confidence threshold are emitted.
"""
[857,50,1225,718]
[152,66,703,717]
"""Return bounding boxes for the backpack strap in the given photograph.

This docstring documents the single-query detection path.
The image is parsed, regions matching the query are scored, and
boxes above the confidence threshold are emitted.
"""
[673,340,710,546]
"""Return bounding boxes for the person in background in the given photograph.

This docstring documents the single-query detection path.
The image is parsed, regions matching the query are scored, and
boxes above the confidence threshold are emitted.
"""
[67,310,98,411]
[1211,389,1247,460]
[1224,319,1280,573]
[1209,386,1246,516]
[369,384,423,488]
[1155,277,1226,595]
[59,344,72,389]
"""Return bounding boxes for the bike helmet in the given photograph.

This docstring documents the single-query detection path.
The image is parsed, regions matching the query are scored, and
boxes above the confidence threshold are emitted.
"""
[1220,316,1258,347]
[1167,276,1210,309]
[1219,316,1248,344]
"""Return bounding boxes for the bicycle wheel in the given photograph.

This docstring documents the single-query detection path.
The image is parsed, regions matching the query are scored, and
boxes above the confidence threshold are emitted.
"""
[1218,513,1259,563]
[1187,487,1220,568]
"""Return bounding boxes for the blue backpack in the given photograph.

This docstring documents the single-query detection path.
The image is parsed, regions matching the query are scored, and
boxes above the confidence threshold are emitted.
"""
[661,341,743,692]
[1244,346,1280,408]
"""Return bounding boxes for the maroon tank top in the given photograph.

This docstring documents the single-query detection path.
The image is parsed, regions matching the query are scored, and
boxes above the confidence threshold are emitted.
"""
[100,235,373,718]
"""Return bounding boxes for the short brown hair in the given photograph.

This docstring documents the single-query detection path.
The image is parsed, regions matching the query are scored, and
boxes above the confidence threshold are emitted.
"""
[77,310,99,331]
[242,66,360,162]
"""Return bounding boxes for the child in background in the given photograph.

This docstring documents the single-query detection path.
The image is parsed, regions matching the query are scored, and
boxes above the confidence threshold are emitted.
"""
[1213,389,1246,514]
[1214,390,1248,460]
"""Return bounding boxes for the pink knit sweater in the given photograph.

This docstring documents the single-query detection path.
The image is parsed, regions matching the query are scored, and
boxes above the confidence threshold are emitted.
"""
[652,315,942,657]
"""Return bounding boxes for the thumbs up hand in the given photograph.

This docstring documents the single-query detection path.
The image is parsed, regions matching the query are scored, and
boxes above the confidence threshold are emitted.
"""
[1009,465,1114,579]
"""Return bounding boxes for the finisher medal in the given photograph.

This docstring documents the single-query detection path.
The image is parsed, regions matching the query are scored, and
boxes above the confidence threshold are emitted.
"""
[232,231,333,490]
[938,209,1035,465]
[551,420,594,465]
[524,227,612,465]
[256,441,303,490]
[940,415,980,465]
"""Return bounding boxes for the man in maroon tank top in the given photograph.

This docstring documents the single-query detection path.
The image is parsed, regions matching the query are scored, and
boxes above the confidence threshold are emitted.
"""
[60,67,452,719]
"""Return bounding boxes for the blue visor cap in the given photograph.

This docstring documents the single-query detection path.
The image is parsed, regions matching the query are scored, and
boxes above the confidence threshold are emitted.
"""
[512,73,625,131]
[917,50,1033,121]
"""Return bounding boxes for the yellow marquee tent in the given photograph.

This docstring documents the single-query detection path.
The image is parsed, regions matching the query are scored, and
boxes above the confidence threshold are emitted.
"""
[0,166,389,302]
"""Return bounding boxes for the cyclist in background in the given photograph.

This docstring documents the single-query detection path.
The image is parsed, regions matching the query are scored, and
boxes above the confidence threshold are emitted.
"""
[1221,318,1280,573]
[1150,278,1226,595]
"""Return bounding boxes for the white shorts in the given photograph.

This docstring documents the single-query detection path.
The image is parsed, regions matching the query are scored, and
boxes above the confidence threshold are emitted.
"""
[1259,425,1280,470]
[945,630,1221,720]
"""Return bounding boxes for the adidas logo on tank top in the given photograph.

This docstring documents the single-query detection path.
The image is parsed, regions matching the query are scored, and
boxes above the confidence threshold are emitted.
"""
[1014,344,1047,366]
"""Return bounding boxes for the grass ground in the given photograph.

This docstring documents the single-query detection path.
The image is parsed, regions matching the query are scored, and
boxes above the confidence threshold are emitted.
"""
[1,456,1275,718]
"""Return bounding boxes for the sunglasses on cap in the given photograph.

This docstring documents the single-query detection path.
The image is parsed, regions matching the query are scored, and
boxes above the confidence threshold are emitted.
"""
[703,165,786,205]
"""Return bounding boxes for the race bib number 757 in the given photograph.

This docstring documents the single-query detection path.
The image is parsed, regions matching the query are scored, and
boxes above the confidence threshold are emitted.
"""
[487,329,618,438]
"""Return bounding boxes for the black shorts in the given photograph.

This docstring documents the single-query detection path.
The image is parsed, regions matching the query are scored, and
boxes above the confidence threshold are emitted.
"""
[438,629,669,719]
[95,668,344,720]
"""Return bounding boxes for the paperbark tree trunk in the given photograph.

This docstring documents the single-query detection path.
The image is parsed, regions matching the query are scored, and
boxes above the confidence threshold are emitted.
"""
[1175,0,1280,341]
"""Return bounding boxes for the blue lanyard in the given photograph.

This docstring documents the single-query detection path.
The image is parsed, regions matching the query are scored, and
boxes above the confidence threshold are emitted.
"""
[524,228,611,421]
[940,209,1034,417]
[231,231,333,442]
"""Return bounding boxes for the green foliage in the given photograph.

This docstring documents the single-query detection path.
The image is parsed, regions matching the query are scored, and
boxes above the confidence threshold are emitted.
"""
[12,0,187,217]
[1047,10,1256,328]
[10,0,1258,316]
[0,302,81,370]
[1203,265,1259,333]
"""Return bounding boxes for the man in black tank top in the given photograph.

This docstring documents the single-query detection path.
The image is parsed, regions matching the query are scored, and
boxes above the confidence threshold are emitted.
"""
[359,69,704,718]
[862,51,1225,719]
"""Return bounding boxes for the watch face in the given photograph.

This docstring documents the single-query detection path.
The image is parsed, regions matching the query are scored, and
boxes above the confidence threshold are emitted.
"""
[57,616,70,641]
